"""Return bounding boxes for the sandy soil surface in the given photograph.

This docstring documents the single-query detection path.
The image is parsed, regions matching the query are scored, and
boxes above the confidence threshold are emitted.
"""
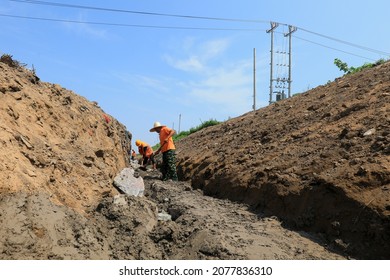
[0,55,388,260]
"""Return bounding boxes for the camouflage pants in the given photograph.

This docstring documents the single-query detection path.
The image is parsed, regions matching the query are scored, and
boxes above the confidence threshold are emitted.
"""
[161,149,178,181]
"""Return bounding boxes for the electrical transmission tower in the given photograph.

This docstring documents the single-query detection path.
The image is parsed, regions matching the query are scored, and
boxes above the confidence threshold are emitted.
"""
[266,23,297,104]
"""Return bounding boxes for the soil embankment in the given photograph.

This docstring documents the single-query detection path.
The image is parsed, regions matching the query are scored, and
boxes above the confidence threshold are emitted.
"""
[0,58,131,214]
[176,62,390,259]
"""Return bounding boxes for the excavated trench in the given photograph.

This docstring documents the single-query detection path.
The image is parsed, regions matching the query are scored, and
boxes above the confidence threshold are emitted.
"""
[182,175,390,260]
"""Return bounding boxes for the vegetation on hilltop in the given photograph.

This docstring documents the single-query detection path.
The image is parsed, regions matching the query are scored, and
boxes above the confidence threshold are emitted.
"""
[334,58,387,74]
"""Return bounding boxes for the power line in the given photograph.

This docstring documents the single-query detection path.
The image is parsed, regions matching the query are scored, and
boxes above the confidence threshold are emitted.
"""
[0,12,385,61]
[298,27,390,57]
[0,13,262,31]
[10,0,269,24]
[11,0,390,57]
[294,35,377,61]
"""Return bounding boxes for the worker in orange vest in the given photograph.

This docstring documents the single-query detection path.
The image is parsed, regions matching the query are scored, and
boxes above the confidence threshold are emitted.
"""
[135,140,156,169]
[131,149,136,161]
[149,122,178,181]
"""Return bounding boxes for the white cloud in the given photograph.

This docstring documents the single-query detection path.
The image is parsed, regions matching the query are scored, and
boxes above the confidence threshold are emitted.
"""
[200,39,230,60]
[162,37,254,114]
[115,37,260,119]
[202,61,252,88]
[185,59,254,114]
[113,72,171,94]
[190,87,251,113]
[163,37,231,73]
[61,13,109,39]
[163,55,203,72]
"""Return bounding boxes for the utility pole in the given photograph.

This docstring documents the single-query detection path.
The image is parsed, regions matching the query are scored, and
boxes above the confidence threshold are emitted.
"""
[266,22,279,104]
[284,25,297,98]
[178,114,181,134]
[253,48,256,111]
[267,22,297,103]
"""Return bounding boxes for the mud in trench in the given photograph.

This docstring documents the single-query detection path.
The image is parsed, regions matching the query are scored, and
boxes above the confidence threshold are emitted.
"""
[139,175,347,260]
[0,175,347,260]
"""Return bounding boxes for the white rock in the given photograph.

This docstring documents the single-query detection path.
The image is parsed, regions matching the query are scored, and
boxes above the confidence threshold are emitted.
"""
[113,168,144,197]
[113,194,127,206]
[157,211,172,221]
[363,128,376,136]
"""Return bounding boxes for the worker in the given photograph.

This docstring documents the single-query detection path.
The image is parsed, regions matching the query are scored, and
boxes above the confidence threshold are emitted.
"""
[150,121,178,181]
[131,149,136,161]
[135,140,156,170]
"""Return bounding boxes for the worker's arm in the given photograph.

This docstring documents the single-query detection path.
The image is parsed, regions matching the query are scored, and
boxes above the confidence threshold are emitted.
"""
[155,129,175,155]
[163,129,176,144]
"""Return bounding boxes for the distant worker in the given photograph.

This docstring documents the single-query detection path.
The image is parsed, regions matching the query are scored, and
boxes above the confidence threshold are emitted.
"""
[131,149,136,161]
[135,140,156,169]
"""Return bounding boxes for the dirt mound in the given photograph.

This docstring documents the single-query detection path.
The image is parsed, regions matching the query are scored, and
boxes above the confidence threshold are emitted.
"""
[176,62,390,259]
[0,190,160,260]
[0,60,131,214]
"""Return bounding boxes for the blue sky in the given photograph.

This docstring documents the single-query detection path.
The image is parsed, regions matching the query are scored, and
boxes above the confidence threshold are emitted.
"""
[1,0,389,146]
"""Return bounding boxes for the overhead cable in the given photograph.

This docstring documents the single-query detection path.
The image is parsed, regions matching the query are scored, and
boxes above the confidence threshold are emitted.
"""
[0,13,384,60]
[11,0,390,57]
[0,13,261,31]
[297,27,390,57]
[294,36,376,61]
[9,0,269,23]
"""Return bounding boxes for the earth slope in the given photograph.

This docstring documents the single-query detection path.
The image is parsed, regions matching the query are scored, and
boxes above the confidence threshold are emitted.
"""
[176,62,390,259]
[0,59,131,214]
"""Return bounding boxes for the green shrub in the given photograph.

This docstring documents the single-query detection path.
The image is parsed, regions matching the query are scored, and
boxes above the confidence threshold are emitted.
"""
[187,119,220,135]
[334,58,387,74]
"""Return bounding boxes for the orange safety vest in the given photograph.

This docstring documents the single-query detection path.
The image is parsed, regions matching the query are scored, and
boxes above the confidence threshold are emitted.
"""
[159,126,175,153]
[138,141,153,157]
